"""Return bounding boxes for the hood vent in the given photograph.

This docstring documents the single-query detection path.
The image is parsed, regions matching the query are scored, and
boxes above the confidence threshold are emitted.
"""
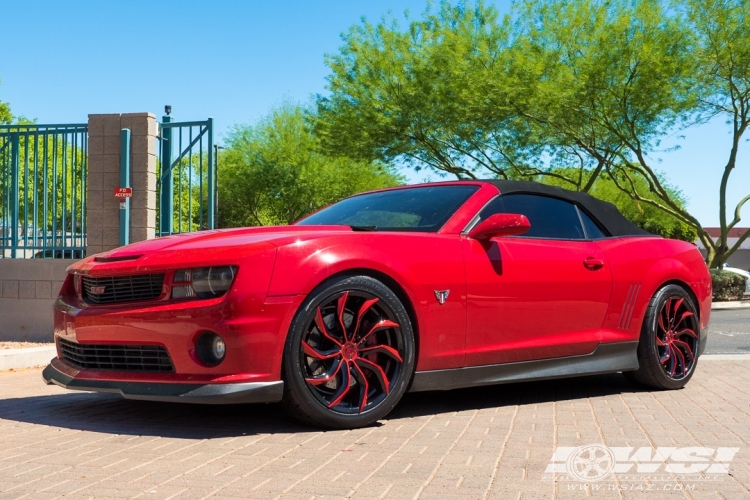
[94,254,143,263]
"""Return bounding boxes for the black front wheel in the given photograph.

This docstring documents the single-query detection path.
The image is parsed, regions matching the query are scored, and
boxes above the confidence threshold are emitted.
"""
[281,275,415,429]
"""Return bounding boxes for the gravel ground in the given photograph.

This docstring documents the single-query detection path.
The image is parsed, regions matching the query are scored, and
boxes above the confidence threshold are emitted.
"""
[0,342,52,350]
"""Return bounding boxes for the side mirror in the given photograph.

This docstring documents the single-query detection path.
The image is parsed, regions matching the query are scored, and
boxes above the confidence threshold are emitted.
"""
[468,213,531,240]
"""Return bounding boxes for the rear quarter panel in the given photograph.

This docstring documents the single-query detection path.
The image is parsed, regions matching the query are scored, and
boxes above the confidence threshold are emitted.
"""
[595,237,711,344]
[267,232,467,371]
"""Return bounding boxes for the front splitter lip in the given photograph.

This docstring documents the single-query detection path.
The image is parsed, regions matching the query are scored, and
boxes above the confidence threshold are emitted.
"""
[42,359,284,405]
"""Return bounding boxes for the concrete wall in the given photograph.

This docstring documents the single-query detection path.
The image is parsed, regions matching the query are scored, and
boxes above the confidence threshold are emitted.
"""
[699,249,750,270]
[0,259,73,342]
[726,249,750,271]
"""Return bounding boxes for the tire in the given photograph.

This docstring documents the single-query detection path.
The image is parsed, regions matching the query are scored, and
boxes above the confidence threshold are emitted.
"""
[624,284,700,390]
[280,275,415,429]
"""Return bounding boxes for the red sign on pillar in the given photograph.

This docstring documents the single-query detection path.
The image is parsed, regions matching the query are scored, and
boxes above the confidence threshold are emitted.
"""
[114,187,133,202]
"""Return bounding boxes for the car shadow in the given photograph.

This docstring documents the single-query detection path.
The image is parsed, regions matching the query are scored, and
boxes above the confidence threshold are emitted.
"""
[0,372,644,438]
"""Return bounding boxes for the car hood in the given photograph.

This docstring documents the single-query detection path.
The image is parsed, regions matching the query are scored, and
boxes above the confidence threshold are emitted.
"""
[68,225,355,274]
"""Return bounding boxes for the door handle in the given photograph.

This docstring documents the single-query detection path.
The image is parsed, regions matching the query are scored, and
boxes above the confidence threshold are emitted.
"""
[583,257,605,270]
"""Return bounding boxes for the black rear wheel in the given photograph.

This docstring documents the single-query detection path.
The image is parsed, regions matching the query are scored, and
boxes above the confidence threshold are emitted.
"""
[625,284,700,390]
[281,275,415,428]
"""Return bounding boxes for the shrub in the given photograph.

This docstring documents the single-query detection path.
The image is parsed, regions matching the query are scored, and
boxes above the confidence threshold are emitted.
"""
[710,269,747,302]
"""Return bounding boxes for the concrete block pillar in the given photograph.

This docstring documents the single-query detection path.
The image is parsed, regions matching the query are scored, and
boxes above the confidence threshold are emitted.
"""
[87,113,158,255]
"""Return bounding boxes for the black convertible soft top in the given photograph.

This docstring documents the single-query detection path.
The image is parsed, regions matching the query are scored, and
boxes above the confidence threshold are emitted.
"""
[486,180,653,237]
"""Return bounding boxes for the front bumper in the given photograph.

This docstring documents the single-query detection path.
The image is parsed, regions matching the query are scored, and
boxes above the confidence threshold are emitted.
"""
[43,358,284,404]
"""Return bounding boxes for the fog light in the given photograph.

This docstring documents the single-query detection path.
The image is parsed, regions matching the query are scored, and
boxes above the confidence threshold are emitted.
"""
[196,332,226,366]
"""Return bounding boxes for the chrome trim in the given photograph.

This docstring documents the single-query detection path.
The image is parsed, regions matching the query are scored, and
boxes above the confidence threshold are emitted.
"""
[461,194,499,235]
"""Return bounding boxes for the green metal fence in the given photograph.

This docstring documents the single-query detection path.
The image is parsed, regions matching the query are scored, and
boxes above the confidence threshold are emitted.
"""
[157,117,215,236]
[0,124,87,258]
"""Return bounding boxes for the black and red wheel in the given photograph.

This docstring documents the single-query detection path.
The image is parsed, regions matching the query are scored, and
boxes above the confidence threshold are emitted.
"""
[281,275,415,428]
[625,284,700,390]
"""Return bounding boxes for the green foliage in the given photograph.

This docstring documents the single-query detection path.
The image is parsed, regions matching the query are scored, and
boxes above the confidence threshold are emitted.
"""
[218,102,403,227]
[317,0,750,256]
[710,269,747,302]
[588,177,697,242]
[317,1,515,179]
[317,0,699,186]
[0,101,10,125]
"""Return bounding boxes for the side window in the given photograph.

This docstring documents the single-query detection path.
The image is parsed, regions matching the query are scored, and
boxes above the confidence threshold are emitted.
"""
[477,193,586,240]
[578,209,607,239]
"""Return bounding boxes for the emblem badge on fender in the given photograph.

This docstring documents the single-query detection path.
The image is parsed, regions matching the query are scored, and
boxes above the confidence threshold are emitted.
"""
[434,290,449,305]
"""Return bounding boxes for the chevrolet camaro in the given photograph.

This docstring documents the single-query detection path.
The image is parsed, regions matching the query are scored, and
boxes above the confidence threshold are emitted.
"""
[44,180,711,428]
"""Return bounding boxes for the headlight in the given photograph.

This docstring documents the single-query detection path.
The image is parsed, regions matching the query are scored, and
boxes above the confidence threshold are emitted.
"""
[171,266,237,299]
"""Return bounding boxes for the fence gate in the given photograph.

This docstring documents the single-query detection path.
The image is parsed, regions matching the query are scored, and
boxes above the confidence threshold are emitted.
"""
[157,116,215,237]
[0,124,87,258]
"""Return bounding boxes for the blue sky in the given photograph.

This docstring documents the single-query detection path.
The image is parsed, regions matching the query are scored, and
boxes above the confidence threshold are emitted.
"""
[1,0,748,227]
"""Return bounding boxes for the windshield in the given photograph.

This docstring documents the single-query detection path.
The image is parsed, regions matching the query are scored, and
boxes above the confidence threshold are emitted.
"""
[296,185,479,232]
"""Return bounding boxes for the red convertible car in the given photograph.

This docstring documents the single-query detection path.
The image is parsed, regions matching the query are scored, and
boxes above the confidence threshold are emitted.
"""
[44,180,711,428]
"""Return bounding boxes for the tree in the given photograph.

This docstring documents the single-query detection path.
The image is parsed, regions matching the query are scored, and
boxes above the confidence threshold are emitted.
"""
[318,0,750,259]
[218,102,403,228]
[681,0,750,267]
[317,2,517,180]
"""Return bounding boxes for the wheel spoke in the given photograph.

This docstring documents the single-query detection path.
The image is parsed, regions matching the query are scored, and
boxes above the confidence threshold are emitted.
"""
[668,345,677,377]
[337,292,350,342]
[355,358,391,395]
[675,327,698,339]
[327,361,352,408]
[674,310,694,329]
[673,343,686,377]
[358,344,403,363]
[656,335,666,347]
[673,339,694,361]
[358,319,399,346]
[664,298,674,327]
[659,346,670,364]
[301,340,340,360]
[671,298,684,327]
[306,359,343,385]
[353,298,379,341]
[315,307,342,347]
[351,361,370,413]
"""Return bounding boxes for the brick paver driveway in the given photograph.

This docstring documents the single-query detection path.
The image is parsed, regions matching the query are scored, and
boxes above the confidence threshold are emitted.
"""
[0,360,749,500]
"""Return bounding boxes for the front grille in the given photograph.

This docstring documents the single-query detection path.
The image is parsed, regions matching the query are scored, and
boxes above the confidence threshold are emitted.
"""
[82,274,164,304]
[58,338,174,372]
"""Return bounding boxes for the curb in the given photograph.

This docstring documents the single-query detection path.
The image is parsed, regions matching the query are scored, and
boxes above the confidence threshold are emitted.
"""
[700,353,750,360]
[0,346,56,371]
[711,301,750,310]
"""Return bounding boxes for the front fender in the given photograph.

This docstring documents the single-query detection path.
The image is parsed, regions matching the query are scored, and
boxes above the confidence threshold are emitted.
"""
[266,233,468,371]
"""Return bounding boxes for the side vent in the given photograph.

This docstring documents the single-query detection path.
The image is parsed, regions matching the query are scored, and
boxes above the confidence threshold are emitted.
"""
[618,284,641,330]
